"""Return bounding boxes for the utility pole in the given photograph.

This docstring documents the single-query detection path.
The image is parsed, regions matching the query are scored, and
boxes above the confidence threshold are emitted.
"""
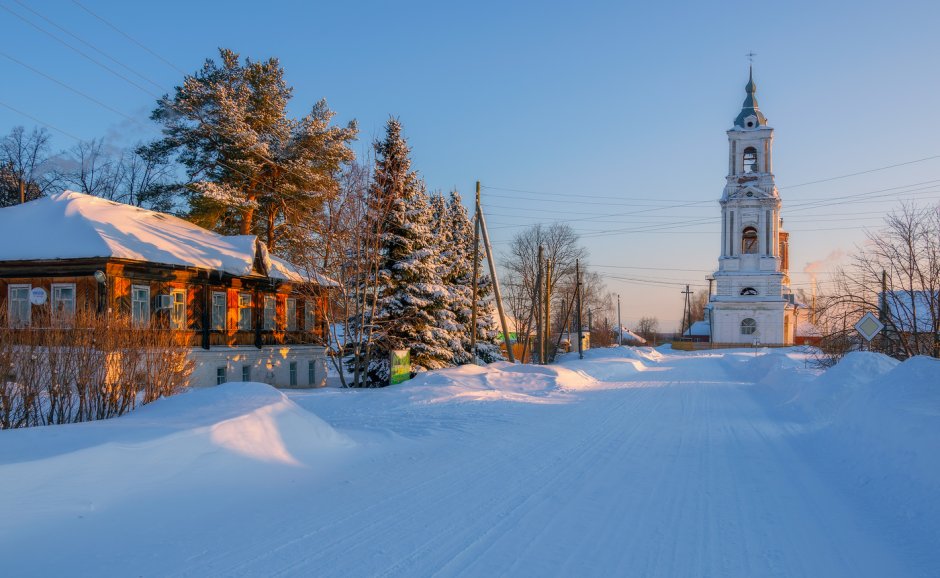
[617,294,622,345]
[706,276,715,298]
[19,180,25,205]
[476,183,515,362]
[535,245,544,364]
[544,259,552,362]
[469,182,481,360]
[576,259,583,359]
[681,284,693,338]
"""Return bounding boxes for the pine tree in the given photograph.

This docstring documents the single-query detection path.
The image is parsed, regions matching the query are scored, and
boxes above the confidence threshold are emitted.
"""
[149,48,356,257]
[355,119,457,384]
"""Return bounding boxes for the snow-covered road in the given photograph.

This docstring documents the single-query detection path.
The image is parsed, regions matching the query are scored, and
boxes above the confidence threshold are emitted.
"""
[2,347,936,577]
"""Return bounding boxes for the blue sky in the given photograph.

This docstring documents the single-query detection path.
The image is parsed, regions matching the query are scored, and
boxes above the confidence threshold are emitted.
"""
[3,0,940,327]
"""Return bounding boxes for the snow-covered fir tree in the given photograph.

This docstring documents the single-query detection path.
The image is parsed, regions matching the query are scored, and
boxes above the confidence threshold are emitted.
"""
[434,192,473,365]
[356,119,459,384]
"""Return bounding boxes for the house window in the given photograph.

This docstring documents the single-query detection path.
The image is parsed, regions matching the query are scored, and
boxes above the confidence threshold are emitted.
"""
[8,284,30,327]
[743,147,758,173]
[170,288,186,330]
[305,300,316,332]
[238,293,252,331]
[308,360,316,385]
[241,365,251,382]
[263,295,276,331]
[216,366,227,385]
[51,283,76,317]
[211,292,226,330]
[742,226,758,254]
[132,285,150,326]
[289,361,297,386]
[741,318,757,336]
[286,298,298,331]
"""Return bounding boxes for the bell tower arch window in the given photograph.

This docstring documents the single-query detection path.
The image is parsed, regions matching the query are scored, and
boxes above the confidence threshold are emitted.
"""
[742,147,758,173]
[742,226,758,254]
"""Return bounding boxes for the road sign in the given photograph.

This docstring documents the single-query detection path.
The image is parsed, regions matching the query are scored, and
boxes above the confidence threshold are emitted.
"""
[29,287,47,305]
[854,312,884,342]
[390,349,411,385]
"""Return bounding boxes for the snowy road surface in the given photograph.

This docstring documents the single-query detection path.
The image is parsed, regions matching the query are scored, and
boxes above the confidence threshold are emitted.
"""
[1,347,936,577]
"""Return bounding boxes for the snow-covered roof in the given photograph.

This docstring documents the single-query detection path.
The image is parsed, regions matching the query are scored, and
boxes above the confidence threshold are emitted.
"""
[881,291,938,333]
[796,319,822,337]
[0,191,327,284]
[617,327,647,343]
[683,320,710,337]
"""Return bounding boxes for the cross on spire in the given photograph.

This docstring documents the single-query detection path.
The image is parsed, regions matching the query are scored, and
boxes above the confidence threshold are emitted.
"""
[746,51,757,66]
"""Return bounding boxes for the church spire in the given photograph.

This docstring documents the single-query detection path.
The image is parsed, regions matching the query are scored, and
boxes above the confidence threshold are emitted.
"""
[734,65,767,129]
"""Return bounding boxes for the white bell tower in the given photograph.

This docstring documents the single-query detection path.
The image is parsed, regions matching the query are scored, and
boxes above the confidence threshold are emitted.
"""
[709,67,797,345]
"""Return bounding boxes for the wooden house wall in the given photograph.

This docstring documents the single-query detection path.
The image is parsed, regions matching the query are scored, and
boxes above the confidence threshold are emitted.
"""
[0,258,327,349]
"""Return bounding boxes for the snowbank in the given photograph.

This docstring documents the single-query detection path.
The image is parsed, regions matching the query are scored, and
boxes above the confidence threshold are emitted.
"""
[0,383,353,534]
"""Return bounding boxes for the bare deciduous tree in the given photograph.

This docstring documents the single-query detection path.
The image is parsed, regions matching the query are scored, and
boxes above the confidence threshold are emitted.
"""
[0,126,60,206]
[635,316,659,344]
[817,203,940,363]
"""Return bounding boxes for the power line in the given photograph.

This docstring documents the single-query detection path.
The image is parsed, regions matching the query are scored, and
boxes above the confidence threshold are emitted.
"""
[0,99,84,142]
[71,0,188,76]
[0,2,160,98]
[10,0,165,92]
[779,154,940,191]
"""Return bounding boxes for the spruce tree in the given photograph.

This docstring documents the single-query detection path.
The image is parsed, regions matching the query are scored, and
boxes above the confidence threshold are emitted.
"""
[359,119,456,384]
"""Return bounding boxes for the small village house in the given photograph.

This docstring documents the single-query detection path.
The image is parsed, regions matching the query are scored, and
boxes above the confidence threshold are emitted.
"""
[0,191,332,388]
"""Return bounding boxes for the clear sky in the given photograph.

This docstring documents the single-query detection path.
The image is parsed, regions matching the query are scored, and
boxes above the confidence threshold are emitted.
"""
[3,0,940,328]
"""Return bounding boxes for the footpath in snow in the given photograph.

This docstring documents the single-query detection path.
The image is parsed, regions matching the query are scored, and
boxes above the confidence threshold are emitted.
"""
[0,346,937,577]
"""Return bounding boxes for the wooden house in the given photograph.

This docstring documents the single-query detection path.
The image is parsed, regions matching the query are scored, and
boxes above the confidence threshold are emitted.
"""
[0,191,332,388]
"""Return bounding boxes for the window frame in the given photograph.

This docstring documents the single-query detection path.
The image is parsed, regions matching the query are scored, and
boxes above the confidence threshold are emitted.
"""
[286,298,298,331]
[304,300,316,332]
[8,284,31,327]
[237,292,252,331]
[211,291,227,331]
[170,288,187,330]
[131,284,151,326]
[216,366,227,385]
[263,295,276,331]
[51,283,76,318]
[241,365,251,382]
[741,318,757,336]
[289,361,297,386]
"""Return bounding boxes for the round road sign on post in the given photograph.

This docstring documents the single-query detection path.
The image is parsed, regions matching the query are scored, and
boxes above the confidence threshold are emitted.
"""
[29,287,47,305]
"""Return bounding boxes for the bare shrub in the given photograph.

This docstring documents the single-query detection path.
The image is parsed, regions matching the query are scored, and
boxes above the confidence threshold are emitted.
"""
[0,308,194,429]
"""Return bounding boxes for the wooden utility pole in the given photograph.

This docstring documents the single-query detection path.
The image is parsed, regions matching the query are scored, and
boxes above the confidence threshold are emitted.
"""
[706,276,715,298]
[576,259,583,359]
[469,182,482,359]
[535,245,544,364]
[19,180,25,205]
[617,294,622,345]
[544,259,552,362]
[554,295,576,354]
[476,185,515,362]
[681,285,693,338]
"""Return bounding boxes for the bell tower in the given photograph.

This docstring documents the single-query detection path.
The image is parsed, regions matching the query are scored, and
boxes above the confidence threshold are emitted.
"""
[709,67,797,345]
